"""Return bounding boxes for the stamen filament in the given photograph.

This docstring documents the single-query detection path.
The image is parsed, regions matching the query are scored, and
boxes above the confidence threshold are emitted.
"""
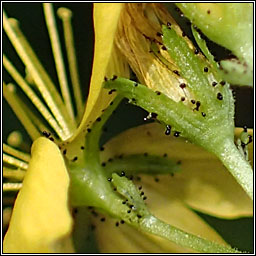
[3,82,41,140]
[3,11,74,139]
[43,3,76,127]
[57,7,84,122]
[3,183,23,191]
[3,167,26,181]
[3,153,28,170]
[16,98,59,143]
[3,55,65,140]
[3,143,30,163]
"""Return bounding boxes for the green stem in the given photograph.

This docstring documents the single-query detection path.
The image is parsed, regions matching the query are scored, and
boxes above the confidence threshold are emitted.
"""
[138,215,241,253]
[110,173,241,253]
[216,139,253,200]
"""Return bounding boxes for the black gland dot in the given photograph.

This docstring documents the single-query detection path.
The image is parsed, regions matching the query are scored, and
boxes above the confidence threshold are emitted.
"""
[104,76,108,81]
[179,83,186,89]
[108,89,116,95]
[195,101,201,111]
[100,146,105,151]
[42,131,51,138]
[163,153,168,157]
[121,171,126,176]
[151,112,158,118]
[181,97,185,102]
[144,152,148,157]
[107,178,112,182]
[217,92,223,100]
[207,10,211,14]
[212,81,218,87]
[87,128,91,133]
[72,156,78,162]
[49,137,54,141]
[138,186,142,190]
[156,91,161,95]
[127,210,131,213]
[220,81,226,86]
[201,112,206,117]
[243,126,248,132]
[165,125,171,135]
[63,149,67,155]
[154,177,159,182]
[143,196,147,200]
[182,32,186,37]
[194,48,199,54]
[100,217,106,222]
[111,75,118,80]
[173,70,180,76]
[110,101,114,106]
[174,131,180,137]
[120,220,125,224]
[248,135,253,144]
[162,46,167,50]
[167,21,172,28]
[115,222,119,227]
[137,214,142,219]
[191,99,196,104]
[101,162,106,167]
[96,117,101,122]
[134,82,138,87]
[204,67,208,72]
[81,146,85,150]
[140,191,144,196]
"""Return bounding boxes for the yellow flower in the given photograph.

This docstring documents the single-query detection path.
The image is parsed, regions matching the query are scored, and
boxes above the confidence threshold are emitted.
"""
[3,3,127,253]
[3,3,253,253]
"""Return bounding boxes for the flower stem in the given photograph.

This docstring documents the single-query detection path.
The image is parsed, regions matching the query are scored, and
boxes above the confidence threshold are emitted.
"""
[216,139,253,200]
[138,215,241,253]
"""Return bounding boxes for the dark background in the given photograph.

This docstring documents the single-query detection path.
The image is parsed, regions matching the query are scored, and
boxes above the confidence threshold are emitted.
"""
[2,3,254,253]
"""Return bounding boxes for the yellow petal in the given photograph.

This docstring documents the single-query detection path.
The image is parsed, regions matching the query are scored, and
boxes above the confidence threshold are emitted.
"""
[65,3,129,158]
[101,123,253,219]
[3,137,74,253]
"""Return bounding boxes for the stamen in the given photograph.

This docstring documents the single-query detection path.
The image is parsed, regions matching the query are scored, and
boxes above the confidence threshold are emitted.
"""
[3,11,74,139]
[57,7,84,122]
[3,183,23,191]
[3,153,28,170]
[3,55,65,140]
[3,167,26,181]
[19,103,59,143]
[3,143,30,163]
[3,82,41,140]
[43,3,76,127]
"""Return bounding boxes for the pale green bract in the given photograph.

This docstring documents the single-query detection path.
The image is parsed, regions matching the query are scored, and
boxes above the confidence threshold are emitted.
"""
[176,3,253,86]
